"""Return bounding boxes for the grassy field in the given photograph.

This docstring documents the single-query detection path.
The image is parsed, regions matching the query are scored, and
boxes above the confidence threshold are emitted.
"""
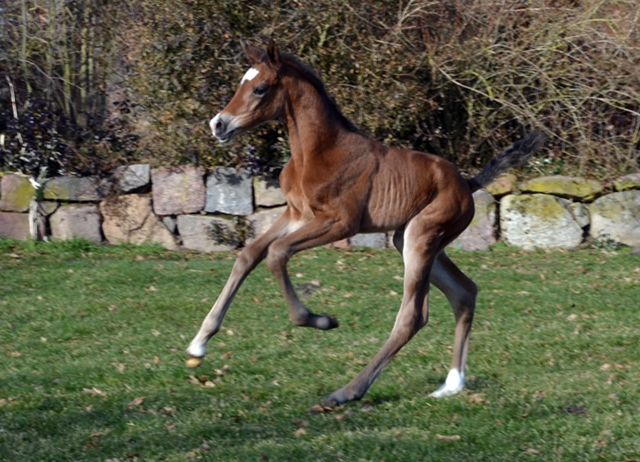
[1,239,639,462]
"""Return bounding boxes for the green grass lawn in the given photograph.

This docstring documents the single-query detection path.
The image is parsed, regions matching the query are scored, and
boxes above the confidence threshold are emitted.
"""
[1,239,639,461]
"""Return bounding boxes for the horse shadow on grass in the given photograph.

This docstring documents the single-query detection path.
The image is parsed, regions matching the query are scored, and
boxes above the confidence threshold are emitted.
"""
[2,364,537,462]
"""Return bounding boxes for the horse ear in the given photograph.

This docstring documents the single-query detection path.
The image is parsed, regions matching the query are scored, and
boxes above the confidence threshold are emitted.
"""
[266,39,281,69]
[240,39,264,65]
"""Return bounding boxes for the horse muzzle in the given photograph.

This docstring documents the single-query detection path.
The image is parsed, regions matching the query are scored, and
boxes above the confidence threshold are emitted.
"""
[209,113,239,144]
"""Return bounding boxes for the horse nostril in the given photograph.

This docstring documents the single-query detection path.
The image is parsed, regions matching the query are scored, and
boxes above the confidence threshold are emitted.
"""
[210,114,224,136]
[214,120,226,137]
[210,113,234,141]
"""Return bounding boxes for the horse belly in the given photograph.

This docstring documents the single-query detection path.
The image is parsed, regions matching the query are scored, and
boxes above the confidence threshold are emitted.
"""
[360,168,432,232]
[360,207,412,232]
[360,191,424,232]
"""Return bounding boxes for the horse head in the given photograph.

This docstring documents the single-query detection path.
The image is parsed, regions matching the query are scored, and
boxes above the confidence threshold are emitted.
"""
[210,40,285,143]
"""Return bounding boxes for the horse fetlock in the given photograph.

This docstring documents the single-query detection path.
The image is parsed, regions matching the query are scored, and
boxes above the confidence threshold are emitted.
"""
[291,313,312,327]
[293,312,339,330]
[322,386,360,407]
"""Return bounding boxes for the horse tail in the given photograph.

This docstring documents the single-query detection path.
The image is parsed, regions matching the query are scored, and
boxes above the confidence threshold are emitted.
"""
[467,131,548,193]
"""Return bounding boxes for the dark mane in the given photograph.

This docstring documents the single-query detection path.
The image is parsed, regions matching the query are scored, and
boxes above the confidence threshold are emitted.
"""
[280,52,359,133]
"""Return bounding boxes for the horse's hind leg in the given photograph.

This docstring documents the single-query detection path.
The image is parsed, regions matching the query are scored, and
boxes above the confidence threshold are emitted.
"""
[392,234,477,397]
[428,251,477,397]
[323,221,440,406]
[186,210,294,367]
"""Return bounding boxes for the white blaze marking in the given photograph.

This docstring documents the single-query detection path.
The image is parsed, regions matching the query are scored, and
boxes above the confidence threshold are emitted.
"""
[241,68,260,85]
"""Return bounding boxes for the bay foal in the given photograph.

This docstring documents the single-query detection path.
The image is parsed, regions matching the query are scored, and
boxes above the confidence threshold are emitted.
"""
[187,40,546,405]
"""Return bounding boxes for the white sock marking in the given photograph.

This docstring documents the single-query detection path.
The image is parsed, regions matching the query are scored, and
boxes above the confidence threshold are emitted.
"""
[186,342,206,358]
[241,68,259,85]
[430,368,465,398]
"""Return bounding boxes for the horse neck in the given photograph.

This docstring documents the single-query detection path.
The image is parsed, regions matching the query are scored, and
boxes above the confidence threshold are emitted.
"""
[281,72,350,164]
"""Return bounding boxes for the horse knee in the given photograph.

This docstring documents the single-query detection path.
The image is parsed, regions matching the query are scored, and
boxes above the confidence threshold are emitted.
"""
[266,243,289,274]
[230,248,258,277]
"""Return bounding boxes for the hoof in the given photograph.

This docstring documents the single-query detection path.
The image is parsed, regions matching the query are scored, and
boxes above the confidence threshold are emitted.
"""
[317,313,339,330]
[186,356,203,369]
[325,314,340,329]
[321,388,354,407]
[429,369,465,398]
[320,396,340,408]
[429,385,463,398]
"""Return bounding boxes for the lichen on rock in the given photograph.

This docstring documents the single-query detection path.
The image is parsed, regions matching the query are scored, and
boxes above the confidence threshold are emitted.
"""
[500,193,583,250]
[0,174,36,212]
[519,176,603,201]
[613,173,640,192]
[589,191,640,247]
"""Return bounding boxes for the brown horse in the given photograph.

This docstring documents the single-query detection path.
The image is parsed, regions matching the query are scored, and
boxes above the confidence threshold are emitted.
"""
[187,40,546,406]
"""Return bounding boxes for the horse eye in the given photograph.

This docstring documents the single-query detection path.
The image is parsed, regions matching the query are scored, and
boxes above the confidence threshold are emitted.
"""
[253,85,269,96]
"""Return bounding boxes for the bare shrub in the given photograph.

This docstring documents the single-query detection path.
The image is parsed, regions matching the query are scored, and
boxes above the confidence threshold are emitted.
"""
[420,0,640,177]
[0,0,139,176]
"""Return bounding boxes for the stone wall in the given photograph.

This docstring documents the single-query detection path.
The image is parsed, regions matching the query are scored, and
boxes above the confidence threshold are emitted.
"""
[1,167,639,251]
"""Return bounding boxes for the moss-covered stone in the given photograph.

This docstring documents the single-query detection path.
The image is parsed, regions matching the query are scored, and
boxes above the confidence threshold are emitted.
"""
[589,191,640,246]
[500,194,583,250]
[42,176,107,201]
[486,173,517,196]
[450,190,497,251]
[0,174,35,212]
[567,202,590,228]
[37,201,59,217]
[506,194,566,219]
[519,176,603,201]
[613,173,640,192]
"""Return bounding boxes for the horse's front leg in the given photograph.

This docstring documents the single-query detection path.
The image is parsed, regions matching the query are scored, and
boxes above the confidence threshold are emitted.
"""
[266,215,350,330]
[185,208,294,368]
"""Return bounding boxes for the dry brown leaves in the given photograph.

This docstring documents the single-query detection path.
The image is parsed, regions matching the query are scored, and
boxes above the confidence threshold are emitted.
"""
[468,393,490,405]
[308,403,343,415]
[188,375,215,388]
[83,387,108,398]
[127,396,145,409]
[293,428,307,437]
